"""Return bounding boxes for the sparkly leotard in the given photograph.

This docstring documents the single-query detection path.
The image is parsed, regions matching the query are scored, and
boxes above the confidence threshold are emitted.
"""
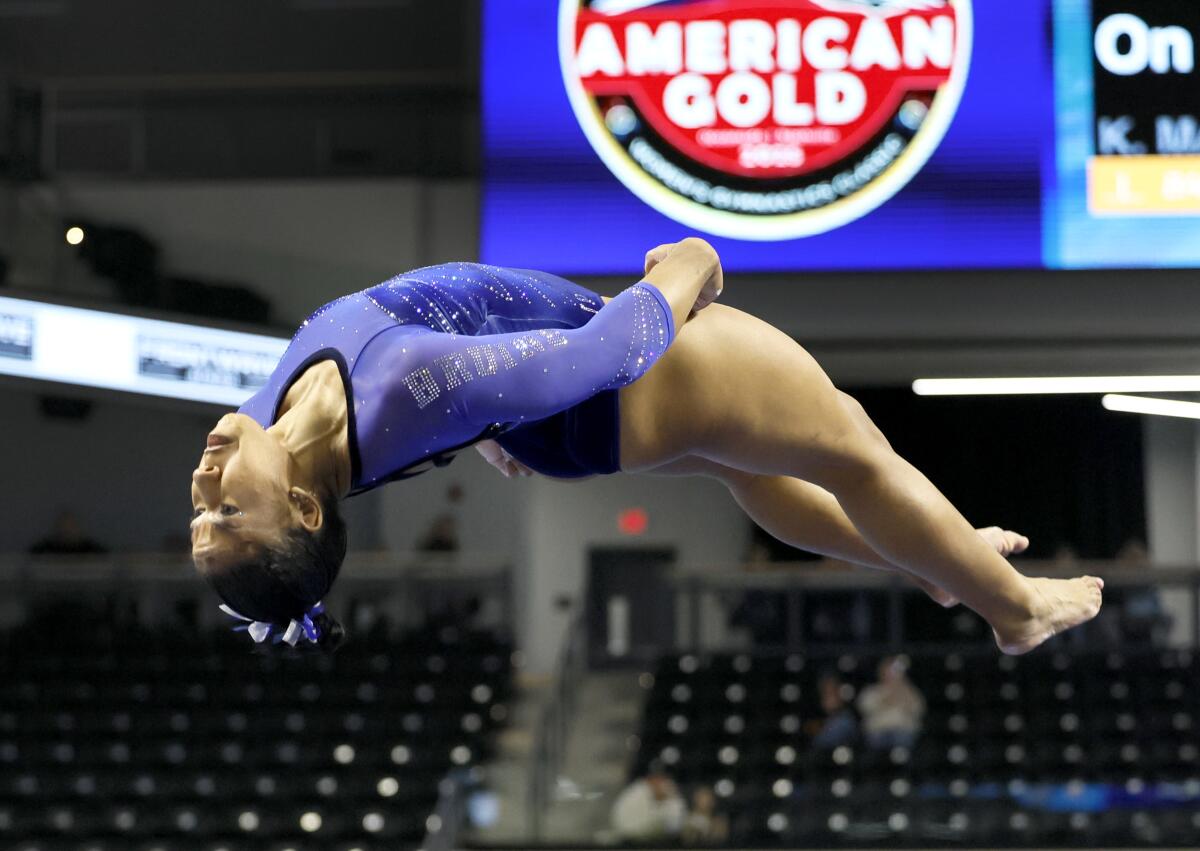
[239,263,675,495]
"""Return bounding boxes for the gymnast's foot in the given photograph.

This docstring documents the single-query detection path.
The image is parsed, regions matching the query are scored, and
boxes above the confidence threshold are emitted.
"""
[977,526,1030,559]
[991,576,1105,655]
[919,527,1031,608]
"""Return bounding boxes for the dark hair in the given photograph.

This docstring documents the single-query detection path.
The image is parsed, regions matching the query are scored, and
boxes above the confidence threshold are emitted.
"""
[202,493,348,653]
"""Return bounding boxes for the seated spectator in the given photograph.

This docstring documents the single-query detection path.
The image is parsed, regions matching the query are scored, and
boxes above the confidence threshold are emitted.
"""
[416,482,464,553]
[857,655,925,750]
[1116,538,1149,565]
[1052,542,1080,567]
[682,786,728,845]
[1113,538,1170,643]
[29,510,107,556]
[417,513,459,553]
[807,672,858,749]
[611,760,686,843]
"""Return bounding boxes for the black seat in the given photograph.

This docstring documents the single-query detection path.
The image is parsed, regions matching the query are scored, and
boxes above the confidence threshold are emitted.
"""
[0,618,513,850]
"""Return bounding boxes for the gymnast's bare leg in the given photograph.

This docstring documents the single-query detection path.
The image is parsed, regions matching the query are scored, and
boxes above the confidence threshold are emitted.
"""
[617,302,1103,656]
[641,454,1030,609]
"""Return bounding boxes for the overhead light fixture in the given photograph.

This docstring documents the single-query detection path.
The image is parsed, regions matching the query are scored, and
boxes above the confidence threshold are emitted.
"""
[1101,394,1200,421]
[912,376,1200,396]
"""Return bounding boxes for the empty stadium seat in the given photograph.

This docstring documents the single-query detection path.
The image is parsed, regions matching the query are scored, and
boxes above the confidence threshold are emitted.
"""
[0,611,511,851]
[633,650,1200,848]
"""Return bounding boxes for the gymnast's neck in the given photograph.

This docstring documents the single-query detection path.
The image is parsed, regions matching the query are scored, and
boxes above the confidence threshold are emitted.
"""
[271,360,353,499]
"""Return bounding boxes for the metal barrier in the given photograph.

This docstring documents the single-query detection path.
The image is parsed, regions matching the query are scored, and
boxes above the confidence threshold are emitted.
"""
[423,768,474,851]
[529,611,589,840]
[588,560,1200,665]
[0,550,514,635]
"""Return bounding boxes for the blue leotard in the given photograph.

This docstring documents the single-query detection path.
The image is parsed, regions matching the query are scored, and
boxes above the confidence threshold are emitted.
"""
[239,263,675,495]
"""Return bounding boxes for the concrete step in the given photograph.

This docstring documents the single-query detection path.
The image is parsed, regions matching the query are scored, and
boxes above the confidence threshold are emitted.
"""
[543,671,645,843]
[462,677,545,843]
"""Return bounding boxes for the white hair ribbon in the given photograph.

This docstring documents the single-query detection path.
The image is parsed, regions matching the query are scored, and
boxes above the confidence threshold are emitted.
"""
[219,602,323,646]
[218,603,273,643]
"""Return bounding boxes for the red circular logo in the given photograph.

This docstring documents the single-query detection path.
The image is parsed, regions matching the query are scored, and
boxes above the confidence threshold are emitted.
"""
[560,0,973,239]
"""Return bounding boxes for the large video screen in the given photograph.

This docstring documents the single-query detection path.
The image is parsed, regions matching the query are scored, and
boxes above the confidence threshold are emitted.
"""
[481,0,1200,272]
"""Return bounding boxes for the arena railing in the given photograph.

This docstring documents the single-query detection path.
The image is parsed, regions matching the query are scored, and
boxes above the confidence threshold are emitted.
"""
[529,609,589,840]
[585,560,1200,667]
[0,551,514,636]
[423,767,477,851]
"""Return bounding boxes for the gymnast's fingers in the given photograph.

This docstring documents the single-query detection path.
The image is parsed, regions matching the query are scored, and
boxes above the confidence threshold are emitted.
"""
[475,439,504,462]
[494,446,534,478]
[644,243,675,275]
[475,439,514,476]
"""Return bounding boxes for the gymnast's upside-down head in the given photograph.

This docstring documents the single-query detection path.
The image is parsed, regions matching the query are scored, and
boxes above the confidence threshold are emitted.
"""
[189,412,347,651]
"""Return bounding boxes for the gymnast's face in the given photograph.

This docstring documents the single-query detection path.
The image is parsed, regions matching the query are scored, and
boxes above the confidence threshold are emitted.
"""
[190,413,302,571]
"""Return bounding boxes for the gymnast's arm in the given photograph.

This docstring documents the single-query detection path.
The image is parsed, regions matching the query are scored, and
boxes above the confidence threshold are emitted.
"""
[468,240,719,479]
[393,277,676,431]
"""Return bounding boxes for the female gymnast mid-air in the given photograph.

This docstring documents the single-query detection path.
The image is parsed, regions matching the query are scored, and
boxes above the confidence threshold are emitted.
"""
[189,238,1103,652]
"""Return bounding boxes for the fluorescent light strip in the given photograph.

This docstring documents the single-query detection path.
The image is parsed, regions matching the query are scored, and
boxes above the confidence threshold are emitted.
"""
[913,376,1200,396]
[1102,394,1200,421]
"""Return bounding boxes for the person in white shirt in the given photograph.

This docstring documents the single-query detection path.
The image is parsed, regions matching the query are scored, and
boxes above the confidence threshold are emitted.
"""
[857,655,926,750]
[611,761,686,842]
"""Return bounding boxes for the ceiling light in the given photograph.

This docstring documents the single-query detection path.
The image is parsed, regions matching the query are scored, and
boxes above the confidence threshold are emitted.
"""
[1101,394,1200,421]
[913,376,1200,396]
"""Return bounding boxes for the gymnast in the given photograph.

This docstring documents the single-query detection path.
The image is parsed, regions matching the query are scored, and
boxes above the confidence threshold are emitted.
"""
[189,238,1103,652]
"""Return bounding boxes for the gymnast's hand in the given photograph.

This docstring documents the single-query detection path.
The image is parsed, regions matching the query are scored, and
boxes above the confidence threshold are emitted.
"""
[475,439,534,478]
[644,238,724,314]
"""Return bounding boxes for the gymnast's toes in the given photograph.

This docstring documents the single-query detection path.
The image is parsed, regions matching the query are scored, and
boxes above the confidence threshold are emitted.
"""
[993,576,1104,656]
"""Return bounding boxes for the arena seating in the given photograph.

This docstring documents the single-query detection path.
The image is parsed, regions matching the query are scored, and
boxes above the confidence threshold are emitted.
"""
[0,606,512,851]
[635,649,1200,848]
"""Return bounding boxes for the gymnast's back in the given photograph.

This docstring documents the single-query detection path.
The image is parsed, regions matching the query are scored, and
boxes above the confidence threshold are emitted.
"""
[238,262,672,494]
[355,262,601,335]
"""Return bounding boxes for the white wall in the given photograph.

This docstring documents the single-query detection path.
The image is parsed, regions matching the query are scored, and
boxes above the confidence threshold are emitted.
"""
[519,472,749,672]
[374,448,529,561]
[0,384,216,552]
[1145,418,1199,564]
[373,453,752,672]
[6,176,1200,666]
[0,383,383,554]
[10,178,479,326]
[1143,417,1199,644]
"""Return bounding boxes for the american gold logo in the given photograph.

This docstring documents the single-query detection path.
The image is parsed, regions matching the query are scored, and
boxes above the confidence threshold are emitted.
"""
[560,0,972,239]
